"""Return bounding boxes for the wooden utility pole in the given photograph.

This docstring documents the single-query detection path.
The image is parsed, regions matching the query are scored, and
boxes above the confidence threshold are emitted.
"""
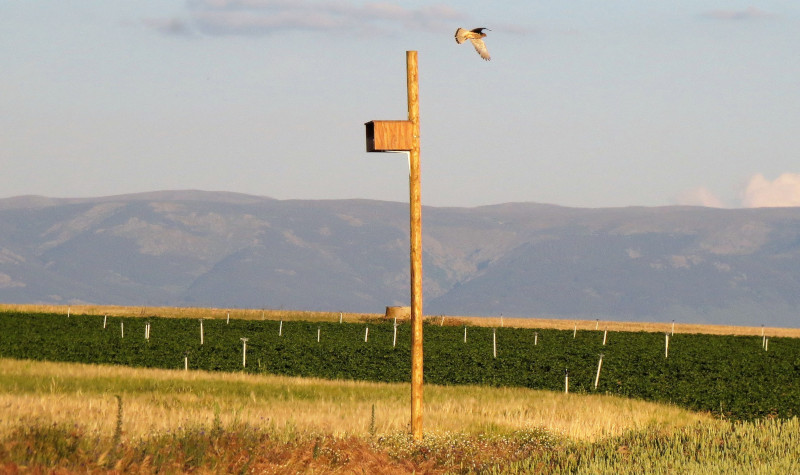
[364,50,423,441]
[406,50,423,442]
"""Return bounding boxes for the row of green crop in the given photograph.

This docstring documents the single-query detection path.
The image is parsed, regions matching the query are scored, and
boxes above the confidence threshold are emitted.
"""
[1,311,798,420]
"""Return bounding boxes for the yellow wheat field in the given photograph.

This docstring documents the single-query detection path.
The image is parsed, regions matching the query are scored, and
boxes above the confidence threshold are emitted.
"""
[0,359,712,443]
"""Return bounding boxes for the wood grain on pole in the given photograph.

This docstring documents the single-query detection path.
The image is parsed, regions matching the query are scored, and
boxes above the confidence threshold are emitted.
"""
[407,50,423,442]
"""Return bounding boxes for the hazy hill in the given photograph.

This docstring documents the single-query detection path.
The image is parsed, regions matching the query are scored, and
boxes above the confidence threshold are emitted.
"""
[1,191,799,327]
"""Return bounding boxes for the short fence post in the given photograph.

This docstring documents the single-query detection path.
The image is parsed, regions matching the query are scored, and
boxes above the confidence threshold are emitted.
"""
[534,331,538,346]
[665,333,670,358]
[365,326,369,342]
[493,328,497,358]
[200,319,204,345]
[594,354,604,389]
[241,338,248,367]
[103,315,107,329]
[279,320,283,337]
[602,328,608,346]
[120,321,124,339]
[565,369,569,394]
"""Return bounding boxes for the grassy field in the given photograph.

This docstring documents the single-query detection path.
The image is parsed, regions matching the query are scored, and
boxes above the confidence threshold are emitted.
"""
[2,302,798,338]
[2,304,799,472]
[0,358,709,443]
[2,358,799,473]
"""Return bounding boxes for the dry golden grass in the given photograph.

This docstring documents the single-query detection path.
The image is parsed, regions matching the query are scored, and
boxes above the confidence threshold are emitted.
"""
[0,303,373,323]
[0,358,711,443]
[3,303,797,338]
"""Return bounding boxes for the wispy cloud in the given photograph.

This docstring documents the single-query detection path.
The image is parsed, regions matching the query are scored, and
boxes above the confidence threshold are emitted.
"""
[701,6,771,21]
[147,0,468,37]
[741,173,800,208]
[675,187,725,208]
[142,18,196,37]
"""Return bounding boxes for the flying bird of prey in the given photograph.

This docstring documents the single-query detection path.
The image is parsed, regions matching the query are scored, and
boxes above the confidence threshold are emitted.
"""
[455,27,491,61]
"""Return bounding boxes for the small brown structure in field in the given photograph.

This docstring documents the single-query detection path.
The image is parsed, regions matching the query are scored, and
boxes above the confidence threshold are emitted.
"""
[385,306,411,321]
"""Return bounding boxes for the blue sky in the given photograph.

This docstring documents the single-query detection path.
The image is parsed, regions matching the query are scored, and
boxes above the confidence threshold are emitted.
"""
[2,1,799,208]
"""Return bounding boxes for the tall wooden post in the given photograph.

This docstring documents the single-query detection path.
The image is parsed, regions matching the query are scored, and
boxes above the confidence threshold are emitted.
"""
[407,50,423,442]
[364,50,423,441]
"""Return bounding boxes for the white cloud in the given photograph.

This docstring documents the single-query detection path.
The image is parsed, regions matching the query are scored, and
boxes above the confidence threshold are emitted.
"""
[741,173,800,208]
[675,187,725,208]
[151,0,467,37]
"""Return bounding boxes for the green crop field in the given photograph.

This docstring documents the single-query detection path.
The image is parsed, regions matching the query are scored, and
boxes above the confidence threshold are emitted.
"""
[2,310,800,473]
[1,311,798,420]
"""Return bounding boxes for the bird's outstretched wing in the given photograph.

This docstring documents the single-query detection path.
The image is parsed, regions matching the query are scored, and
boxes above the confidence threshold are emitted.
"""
[469,38,491,61]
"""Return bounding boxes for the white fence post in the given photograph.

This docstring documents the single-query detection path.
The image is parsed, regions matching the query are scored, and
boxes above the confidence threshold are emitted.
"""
[241,338,248,367]
[594,354,604,389]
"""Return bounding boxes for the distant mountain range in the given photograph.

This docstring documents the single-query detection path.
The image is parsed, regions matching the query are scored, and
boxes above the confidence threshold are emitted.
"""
[1,190,800,327]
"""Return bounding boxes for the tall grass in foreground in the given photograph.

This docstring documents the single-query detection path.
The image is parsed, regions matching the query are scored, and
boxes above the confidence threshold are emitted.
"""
[2,407,798,473]
[0,359,707,442]
[497,417,800,474]
[1,359,798,473]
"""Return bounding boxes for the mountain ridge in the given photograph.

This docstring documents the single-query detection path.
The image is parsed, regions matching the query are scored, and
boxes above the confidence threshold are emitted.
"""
[1,190,799,327]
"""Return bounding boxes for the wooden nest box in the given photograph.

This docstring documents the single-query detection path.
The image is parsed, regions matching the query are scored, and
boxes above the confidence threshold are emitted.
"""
[365,120,414,152]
